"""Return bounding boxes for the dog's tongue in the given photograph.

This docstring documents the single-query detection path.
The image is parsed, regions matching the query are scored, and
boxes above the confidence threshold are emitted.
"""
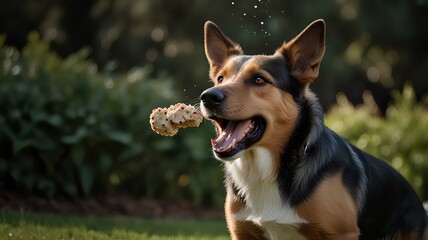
[211,119,252,152]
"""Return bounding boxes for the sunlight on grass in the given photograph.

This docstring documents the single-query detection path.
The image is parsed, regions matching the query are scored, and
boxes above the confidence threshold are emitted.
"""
[0,211,229,240]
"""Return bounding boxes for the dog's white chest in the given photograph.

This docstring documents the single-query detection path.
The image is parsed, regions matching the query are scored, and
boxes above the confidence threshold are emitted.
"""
[226,147,307,231]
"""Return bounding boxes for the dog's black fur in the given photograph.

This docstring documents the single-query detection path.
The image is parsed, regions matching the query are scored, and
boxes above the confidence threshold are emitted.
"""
[283,91,427,239]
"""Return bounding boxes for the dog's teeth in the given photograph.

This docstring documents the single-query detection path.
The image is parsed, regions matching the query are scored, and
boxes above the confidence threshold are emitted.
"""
[211,139,217,147]
[231,138,236,148]
[219,147,225,151]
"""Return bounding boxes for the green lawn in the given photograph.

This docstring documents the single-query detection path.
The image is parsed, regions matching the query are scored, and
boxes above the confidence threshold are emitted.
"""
[0,211,229,240]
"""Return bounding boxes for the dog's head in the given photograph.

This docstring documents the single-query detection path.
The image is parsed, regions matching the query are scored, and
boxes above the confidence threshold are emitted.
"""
[200,20,325,161]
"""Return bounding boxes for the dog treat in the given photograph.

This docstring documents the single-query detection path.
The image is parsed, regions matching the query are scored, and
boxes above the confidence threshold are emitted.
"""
[150,103,203,136]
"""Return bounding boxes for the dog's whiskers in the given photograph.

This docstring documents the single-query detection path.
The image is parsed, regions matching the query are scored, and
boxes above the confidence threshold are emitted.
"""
[185,98,202,114]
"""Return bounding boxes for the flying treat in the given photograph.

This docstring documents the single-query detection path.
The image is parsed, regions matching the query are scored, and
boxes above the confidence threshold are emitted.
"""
[150,103,203,136]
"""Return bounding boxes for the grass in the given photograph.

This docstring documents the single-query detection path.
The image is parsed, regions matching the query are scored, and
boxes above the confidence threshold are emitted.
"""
[0,210,229,240]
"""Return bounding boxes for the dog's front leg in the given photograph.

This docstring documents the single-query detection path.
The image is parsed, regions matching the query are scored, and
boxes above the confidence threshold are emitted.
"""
[225,192,268,240]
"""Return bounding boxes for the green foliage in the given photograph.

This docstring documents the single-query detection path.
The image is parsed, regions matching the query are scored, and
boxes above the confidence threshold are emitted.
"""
[325,84,428,199]
[0,33,224,205]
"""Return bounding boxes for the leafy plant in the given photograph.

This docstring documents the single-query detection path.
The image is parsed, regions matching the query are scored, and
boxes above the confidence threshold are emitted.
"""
[0,33,224,205]
[325,84,428,200]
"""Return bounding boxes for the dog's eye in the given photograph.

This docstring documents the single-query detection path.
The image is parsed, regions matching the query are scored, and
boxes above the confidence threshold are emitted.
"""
[217,76,224,83]
[253,76,266,85]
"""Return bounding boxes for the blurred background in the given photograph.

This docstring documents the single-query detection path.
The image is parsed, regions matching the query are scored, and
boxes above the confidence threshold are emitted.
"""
[0,0,427,215]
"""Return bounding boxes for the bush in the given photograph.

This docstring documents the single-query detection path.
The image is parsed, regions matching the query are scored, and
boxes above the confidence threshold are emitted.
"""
[325,84,428,200]
[0,33,224,206]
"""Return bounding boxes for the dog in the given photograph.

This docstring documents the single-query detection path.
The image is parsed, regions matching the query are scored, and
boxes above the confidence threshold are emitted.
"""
[199,19,427,240]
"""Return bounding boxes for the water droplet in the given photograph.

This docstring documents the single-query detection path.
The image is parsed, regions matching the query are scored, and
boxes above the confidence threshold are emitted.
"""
[243,13,246,16]
[254,5,258,8]
[183,89,186,92]
[231,1,234,4]
[261,21,264,25]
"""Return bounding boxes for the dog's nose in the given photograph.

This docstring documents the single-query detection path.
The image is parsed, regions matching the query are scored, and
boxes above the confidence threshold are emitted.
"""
[200,88,225,109]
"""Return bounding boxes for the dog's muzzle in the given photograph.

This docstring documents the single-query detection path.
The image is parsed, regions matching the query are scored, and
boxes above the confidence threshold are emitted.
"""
[199,87,266,161]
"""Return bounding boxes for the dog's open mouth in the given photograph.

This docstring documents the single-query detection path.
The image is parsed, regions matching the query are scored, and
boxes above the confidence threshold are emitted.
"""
[210,116,266,159]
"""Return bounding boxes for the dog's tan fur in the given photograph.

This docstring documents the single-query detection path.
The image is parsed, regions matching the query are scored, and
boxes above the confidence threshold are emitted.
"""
[295,171,359,240]
[208,55,299,170]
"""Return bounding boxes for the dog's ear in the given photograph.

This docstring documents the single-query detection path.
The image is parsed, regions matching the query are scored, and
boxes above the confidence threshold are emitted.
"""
[204,21,243,74]
[277,19,326,85]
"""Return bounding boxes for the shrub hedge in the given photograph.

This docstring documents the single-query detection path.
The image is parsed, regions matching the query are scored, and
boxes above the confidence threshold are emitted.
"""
[0,33,224,205]
[0,34,426,206]
[325,85,428,200]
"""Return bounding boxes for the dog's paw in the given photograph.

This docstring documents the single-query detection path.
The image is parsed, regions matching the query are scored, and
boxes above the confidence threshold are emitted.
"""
[150,103,203,136]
